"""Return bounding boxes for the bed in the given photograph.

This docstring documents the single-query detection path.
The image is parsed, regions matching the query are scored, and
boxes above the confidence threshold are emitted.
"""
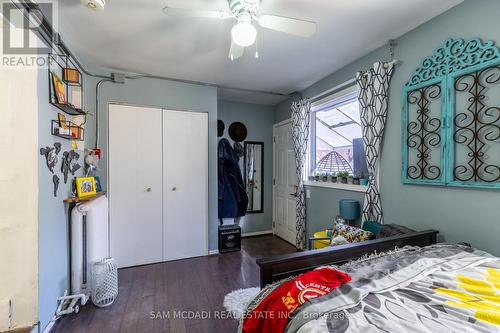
[257,229,439,288]
[244,232,500,332]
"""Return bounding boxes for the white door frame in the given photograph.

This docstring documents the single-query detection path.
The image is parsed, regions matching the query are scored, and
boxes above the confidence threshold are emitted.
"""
[272,118,292,238]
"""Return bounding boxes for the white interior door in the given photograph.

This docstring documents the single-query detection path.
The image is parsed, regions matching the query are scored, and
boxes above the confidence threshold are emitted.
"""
[163,110,208,261]
[273,121,297,246]
[109,104,163,268]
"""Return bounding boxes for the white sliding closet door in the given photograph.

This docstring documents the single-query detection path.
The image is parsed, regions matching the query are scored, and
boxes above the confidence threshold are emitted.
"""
[163,110,208,261]
[109,104,163,268]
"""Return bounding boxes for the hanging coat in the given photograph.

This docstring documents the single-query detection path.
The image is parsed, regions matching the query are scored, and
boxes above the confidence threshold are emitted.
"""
[218,138,248,218]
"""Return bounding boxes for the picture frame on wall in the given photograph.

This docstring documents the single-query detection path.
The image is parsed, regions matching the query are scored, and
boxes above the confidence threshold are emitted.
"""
[51,71,66,104]
[94,176,102,193]
[57,113,68,129]
[75,176,97,198]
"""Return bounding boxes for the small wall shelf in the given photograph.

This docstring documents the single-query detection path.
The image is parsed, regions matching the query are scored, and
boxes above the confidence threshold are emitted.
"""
[51,120,84,141]
[51,102,85,116]
[48,53,85,116]
[64,191,106,204]
[304,180,368,193]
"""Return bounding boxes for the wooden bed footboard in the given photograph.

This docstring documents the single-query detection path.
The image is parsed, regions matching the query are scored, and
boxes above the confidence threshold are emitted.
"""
[257,230,439,288]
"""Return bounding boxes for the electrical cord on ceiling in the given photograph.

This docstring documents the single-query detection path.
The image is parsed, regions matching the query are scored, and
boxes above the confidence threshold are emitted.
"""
[95,78,112,148]
[15,0,293,148]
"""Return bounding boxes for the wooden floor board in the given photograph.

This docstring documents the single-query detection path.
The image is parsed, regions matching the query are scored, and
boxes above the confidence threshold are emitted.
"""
[52,235,295,333]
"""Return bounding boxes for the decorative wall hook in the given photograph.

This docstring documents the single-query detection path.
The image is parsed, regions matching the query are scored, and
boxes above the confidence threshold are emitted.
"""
[71,163,81,175]
[61,151,70,183]
[53,174,60,197]
[69,150,81,176]
[40,142,61,173]
[61,150,81,183]
[54,142,61,155]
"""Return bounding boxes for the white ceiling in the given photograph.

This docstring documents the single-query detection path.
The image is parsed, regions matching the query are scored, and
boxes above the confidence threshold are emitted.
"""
[57,0,463,105]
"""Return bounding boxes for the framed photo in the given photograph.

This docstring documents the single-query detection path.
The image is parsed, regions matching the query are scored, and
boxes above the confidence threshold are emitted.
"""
[51,71,66,104]
[57,113,68,129]
[63,68,81,85]
[94,176,102,192]
[75,177,96,198]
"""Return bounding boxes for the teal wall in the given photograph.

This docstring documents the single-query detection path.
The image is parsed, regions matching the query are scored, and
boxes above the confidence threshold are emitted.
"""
[274,0,500,255]
[218,100,275,234]
[305,187,364,236]
[37,68,86,330]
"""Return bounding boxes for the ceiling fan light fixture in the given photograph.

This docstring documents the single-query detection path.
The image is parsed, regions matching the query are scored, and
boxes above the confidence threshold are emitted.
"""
[231,21,257,47]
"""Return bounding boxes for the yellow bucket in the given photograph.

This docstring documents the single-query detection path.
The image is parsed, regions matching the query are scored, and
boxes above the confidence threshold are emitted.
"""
[312,230,330,249]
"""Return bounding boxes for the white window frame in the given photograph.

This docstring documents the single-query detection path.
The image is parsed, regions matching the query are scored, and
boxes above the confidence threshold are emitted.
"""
[305,84,368,193]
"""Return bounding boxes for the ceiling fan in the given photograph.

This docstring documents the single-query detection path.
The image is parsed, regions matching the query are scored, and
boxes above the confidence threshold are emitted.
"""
[162,0,317,61]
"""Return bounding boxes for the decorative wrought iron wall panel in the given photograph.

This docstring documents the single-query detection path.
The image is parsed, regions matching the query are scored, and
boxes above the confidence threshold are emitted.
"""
[405,84,443,182]
[402,38,500,189]
[451,65,500,186]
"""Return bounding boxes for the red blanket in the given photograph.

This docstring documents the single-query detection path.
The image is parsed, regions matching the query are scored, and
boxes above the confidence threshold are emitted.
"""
[242,267,351,333]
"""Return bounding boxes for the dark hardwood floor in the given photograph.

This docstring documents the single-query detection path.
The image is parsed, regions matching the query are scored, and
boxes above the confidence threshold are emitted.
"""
[52,235,296,333]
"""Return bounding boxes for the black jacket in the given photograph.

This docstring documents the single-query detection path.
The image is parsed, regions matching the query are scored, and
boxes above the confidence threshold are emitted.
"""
[218,139,248,218]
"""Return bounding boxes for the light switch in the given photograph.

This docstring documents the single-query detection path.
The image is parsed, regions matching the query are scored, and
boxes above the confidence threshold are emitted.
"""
[306,189,311,199]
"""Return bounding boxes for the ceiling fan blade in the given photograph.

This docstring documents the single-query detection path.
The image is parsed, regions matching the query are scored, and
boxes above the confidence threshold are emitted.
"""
[257,15,317,37]
[162,6,232,20]
[229,40,244,61]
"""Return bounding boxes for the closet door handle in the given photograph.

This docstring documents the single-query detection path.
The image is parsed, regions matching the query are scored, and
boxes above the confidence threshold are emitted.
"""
[146,187,152,192]
[172,187,177,191]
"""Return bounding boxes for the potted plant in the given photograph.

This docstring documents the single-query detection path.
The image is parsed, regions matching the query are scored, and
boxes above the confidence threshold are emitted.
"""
[308,174,315,181]
[330,172,338,183]
[347,174,354,184]
[314,172,320,182]
[352,174,360,185]
[360,172,369,186]
[339,172,349,184]
[322,173,329,182]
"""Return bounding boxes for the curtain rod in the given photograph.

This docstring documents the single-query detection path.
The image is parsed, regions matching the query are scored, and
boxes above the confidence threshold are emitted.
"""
[309,79,356,103]
[309,59,400,103]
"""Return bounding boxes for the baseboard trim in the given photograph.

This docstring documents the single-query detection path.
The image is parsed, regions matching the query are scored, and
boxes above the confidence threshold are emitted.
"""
[208,250,219,255]
[242,230,273,238]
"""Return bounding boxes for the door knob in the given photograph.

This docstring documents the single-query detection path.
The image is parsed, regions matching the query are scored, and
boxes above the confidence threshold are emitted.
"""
[146,187,152,192]
[172,187,177,191]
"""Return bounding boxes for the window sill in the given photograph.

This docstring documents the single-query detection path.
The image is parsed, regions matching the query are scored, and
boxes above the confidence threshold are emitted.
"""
[304,181,368,193]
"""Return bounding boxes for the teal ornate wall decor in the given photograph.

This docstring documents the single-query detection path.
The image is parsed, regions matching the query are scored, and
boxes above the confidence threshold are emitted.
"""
[402,38,500,189]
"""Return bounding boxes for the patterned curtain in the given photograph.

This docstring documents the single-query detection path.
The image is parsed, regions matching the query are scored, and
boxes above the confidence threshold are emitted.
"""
[291,99,311,250]
[356,62,395,224]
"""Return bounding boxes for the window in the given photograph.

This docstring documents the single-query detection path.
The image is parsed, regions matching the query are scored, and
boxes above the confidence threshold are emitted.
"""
[309,87,367,177]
